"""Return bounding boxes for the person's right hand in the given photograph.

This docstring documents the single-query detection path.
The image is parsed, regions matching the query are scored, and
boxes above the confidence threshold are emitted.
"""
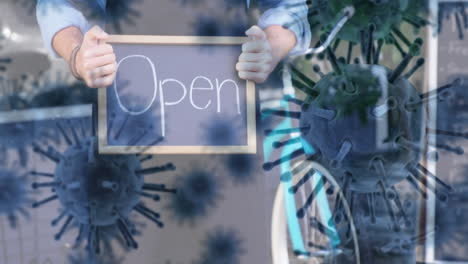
[75,26,116,88]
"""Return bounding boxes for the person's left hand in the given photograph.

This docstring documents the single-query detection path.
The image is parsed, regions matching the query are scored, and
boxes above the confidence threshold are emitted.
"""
[236,26,275,84]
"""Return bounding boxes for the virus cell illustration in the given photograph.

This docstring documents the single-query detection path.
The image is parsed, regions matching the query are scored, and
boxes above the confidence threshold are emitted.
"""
[0,73,98,166]
[0,121,36,166]
[286,0,428,59]
[262,33,465,262]
[0,166,31,228]
[194,16,224,36]
[224,154,258,185]
[192,15,247,37]
[63,0,141,33]
[106,75,164,147]
[31,81,97,108]
[31,119,176,253]
[195,227,245,264]
[226,20,249,37]
[438,2,468,40]
[168,169,222,224]
[202,115,246,146]
[1,71,96,110]
[104,0,142,33]
[0,78,78,166]
[188,0,248,37]
[0,108,58,167]
[107,108,163,147]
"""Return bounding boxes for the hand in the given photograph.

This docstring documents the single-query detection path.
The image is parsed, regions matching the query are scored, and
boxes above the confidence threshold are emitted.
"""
[75,26,116,88]
[236,26,276,84]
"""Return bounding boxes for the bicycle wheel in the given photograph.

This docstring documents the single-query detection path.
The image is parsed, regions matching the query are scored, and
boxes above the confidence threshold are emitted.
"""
[271,160,360,264]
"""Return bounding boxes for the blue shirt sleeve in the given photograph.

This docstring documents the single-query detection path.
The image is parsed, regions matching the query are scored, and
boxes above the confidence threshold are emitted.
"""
[36,0,104,58]
[258,0,311,56]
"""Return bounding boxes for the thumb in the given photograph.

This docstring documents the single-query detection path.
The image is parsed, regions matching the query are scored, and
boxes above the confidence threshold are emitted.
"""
[84,26,109,46]
[245,25,267,41]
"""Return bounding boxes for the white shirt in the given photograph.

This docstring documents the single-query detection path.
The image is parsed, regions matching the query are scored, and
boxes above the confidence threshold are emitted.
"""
[36,0,311,57]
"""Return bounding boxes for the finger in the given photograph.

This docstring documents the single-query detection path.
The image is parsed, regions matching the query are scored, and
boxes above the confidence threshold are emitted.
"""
[245,25,267,41]
[238,52,272,63]
[84,26,109,46]
[89,63,117,79]
[89,73,116,88]
[238,71,268,83]
[236,62,271,73]
[85,53,116,70]
[84,44,114,58]
[242,40,270,53]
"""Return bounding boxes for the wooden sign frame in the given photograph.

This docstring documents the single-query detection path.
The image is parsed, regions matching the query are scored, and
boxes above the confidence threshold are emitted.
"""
[98,35,257,154]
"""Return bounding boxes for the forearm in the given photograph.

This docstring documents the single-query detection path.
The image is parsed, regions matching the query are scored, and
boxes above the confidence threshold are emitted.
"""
[264,25,297,64]
[258,0,311,56]
[52,26,84,65]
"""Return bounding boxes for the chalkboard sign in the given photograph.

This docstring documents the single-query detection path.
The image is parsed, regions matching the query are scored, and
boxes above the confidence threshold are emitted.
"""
[98,35,256,154]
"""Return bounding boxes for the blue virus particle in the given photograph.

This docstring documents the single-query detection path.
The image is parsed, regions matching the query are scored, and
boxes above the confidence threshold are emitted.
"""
[202,115,245,146]
[262,30,464,259]
[107,111,163,147]
[106,76,164,146]
[56,0,141,33]
[226,21,249,37]
[0,166,31,228]
[438,2,468,40]
[190,6,248,37]
[180,0,249,37]
[224,154,258,185]
[195,227,245,264]
[285,0,428,60]
[1,72,97,110]
[193,15,225,37]
[168,169,222,224]
[0,109,58,167]
[30,119,176,253]
[30,80,97,108]
[0,75,92,166]
[104,0,142,33]
[309,0,427,42]
[0,120,36,166]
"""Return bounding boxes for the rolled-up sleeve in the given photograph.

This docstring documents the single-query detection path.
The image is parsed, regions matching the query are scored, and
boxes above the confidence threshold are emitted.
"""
[36,0,92,57]
[258,0,311,56]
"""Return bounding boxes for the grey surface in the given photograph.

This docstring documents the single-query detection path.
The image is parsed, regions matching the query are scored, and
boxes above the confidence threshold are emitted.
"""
[434,5,468,261]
